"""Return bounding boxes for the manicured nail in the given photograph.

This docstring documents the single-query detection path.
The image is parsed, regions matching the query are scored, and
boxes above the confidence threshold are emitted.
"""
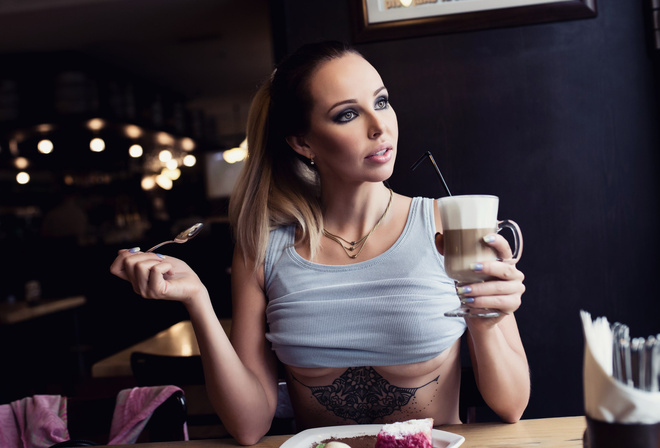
[470,262,484,271]
[156,253,166,259]
[461,297,475,304]
[483,234,496,243]
[456,285,472,295]
[129,247,141,253]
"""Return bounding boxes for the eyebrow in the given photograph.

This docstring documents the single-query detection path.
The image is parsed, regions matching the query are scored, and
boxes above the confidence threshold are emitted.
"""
[326,86,387,114]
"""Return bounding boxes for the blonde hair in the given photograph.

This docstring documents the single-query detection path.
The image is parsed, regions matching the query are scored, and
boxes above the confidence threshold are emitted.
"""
[228,41,361,269]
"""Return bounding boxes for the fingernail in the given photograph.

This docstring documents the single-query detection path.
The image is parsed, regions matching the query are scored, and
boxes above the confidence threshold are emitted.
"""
[483,234,496,243]
[156,253,166,259]
[129,247,141,253]
[470,262,484,271]
[456,285,472,295]
[461,297,475,304]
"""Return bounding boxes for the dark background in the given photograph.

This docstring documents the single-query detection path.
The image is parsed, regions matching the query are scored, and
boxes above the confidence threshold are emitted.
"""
[1,0,659,424]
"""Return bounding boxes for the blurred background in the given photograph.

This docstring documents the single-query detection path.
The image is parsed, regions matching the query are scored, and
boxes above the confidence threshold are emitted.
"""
[0,0,658,427]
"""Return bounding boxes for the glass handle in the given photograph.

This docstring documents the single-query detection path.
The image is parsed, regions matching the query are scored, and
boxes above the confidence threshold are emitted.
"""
[497,219,523,261]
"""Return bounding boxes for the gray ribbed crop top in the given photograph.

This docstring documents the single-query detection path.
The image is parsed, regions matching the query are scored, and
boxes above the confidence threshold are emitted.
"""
[264,196,466,368]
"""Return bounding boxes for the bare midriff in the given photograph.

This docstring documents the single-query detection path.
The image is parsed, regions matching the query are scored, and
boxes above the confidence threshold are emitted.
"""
[282,338,463,430]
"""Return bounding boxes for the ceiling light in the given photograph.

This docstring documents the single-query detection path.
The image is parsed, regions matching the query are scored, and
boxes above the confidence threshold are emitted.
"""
[162,168,181,180]
[124,124,143,139]
[16,172,30,184]
[90,138,105,152]
[181,137,195,151]
[129,144,143,158]
[38,139,54,154]
[14,157,29,169]
[157,132,174,146]
[87,118,105,131]
[141,175,156,190]
[36,124,54,133]
[223,146,247,164]
[156,174,173,190]
[183,154,196,167]
[159,149,172,162]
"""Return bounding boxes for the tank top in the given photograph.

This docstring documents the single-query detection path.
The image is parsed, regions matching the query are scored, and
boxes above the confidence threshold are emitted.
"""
[264,197,466,368]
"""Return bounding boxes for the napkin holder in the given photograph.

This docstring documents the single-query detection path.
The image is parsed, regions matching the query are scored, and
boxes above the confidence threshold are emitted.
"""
[582,313,660,448]
[584,415,660,448]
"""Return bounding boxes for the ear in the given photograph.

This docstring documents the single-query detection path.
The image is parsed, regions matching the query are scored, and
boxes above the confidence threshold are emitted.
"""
[286,135,313,160]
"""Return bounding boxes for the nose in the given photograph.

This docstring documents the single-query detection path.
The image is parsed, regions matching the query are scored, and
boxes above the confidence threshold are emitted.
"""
[367,112,385,139]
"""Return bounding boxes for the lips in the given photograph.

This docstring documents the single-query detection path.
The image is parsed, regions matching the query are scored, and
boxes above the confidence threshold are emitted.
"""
[366,144,392,159]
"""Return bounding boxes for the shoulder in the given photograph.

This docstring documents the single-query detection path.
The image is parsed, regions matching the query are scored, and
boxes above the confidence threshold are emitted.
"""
[394,195,442,233]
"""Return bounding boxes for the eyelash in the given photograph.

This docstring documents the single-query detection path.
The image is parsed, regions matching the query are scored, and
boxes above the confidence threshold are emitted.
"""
[334,95,390,123]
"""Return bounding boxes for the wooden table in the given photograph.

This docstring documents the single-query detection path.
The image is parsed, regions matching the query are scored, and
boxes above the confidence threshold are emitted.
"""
[0,295,86,324]
[91,319,232,378]
[93,416,587,447]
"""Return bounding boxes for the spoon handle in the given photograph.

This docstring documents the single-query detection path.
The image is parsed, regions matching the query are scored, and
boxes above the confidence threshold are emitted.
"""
[146,240,174,253]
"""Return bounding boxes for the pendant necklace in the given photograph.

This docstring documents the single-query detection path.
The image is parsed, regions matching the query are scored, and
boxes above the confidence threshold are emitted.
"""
[322,188,393,259]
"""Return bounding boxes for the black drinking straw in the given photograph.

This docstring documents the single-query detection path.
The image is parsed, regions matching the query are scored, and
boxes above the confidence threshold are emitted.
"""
[410,151,452,197]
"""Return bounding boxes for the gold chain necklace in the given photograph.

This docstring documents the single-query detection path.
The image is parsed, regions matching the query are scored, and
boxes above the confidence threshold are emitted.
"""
[322,188,393,259]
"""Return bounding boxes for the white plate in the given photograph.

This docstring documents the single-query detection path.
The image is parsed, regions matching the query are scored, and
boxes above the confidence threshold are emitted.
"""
[279,424,465,448]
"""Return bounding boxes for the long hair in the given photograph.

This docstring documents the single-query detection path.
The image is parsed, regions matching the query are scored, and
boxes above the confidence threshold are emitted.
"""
[228,41,362,269]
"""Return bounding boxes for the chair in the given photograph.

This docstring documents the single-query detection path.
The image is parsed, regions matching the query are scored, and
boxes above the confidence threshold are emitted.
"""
[50,388,187,447]
[130,352,227,439]
[459,366,487,423]
[458,331,490,423]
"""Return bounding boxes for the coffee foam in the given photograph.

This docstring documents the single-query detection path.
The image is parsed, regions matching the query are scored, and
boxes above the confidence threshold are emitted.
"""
[437,195,499,230]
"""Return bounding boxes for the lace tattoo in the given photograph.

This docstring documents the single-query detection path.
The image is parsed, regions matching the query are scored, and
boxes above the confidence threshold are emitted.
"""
[292,366,439,424]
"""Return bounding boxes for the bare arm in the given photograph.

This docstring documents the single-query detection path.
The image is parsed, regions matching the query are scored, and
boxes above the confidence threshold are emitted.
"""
[109,248,278,445]
[463,235,530,422]
[466,313,529,422]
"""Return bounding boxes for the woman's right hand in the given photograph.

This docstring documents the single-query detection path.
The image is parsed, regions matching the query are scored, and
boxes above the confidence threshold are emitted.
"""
[109,248,206,305]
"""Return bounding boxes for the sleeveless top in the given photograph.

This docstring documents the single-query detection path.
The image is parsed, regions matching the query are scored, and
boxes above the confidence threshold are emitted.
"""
[264,197,466,368]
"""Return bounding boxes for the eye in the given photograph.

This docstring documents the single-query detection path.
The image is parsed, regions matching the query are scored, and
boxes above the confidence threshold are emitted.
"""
[375,96,389,110]
[334,110,358,123]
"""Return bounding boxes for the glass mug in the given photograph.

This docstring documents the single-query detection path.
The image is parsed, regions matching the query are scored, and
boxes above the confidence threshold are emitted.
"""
[437,195,523,318]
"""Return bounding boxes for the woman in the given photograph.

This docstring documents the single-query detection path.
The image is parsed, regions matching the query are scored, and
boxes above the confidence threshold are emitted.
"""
[110,41,529,445]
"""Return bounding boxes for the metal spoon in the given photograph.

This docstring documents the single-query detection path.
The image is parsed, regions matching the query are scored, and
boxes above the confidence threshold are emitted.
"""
[146,222,204,253]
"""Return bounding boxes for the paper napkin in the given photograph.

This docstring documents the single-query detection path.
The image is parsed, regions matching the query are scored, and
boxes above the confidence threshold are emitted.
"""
[581,311,660,424]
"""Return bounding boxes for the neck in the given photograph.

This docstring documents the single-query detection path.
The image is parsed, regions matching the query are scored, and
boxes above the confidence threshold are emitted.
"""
[321,184,392,241]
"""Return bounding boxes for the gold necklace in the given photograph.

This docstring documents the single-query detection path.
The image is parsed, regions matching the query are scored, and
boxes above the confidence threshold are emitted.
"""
[323,188,393,259]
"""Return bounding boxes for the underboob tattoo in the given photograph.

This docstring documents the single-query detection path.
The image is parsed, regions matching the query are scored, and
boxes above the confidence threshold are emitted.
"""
[292,366,439,424]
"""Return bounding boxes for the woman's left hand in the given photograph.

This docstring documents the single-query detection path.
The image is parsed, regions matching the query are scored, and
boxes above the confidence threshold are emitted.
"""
[457,233,525,318]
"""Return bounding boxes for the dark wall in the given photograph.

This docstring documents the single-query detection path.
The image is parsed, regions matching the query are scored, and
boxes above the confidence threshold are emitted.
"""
[272,1,660,419]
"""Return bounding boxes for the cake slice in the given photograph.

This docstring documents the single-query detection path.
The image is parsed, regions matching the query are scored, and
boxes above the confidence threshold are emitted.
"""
[374,418,434,448]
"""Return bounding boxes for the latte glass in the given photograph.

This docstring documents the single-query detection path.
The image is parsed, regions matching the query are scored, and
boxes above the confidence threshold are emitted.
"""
[437,195,523,318]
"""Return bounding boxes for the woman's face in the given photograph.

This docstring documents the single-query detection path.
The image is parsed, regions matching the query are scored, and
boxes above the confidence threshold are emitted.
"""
[294,53,398,186]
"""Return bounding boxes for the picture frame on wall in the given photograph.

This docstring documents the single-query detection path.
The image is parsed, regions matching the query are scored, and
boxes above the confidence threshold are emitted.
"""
[351,0,597,43]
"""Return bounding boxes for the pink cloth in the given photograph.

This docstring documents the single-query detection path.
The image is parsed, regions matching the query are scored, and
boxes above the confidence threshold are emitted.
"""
[0,386,187,447]
[0,395,69,448]
[108,385,188,444]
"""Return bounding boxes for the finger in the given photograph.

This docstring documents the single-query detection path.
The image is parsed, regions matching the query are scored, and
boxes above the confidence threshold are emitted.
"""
[475,259,525,283]
[483,234,514,261]
[129,258,168,296]
[145,261,176,298]
[109,247,143,278]
[459,277,525,299]
[463,294,520,314]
